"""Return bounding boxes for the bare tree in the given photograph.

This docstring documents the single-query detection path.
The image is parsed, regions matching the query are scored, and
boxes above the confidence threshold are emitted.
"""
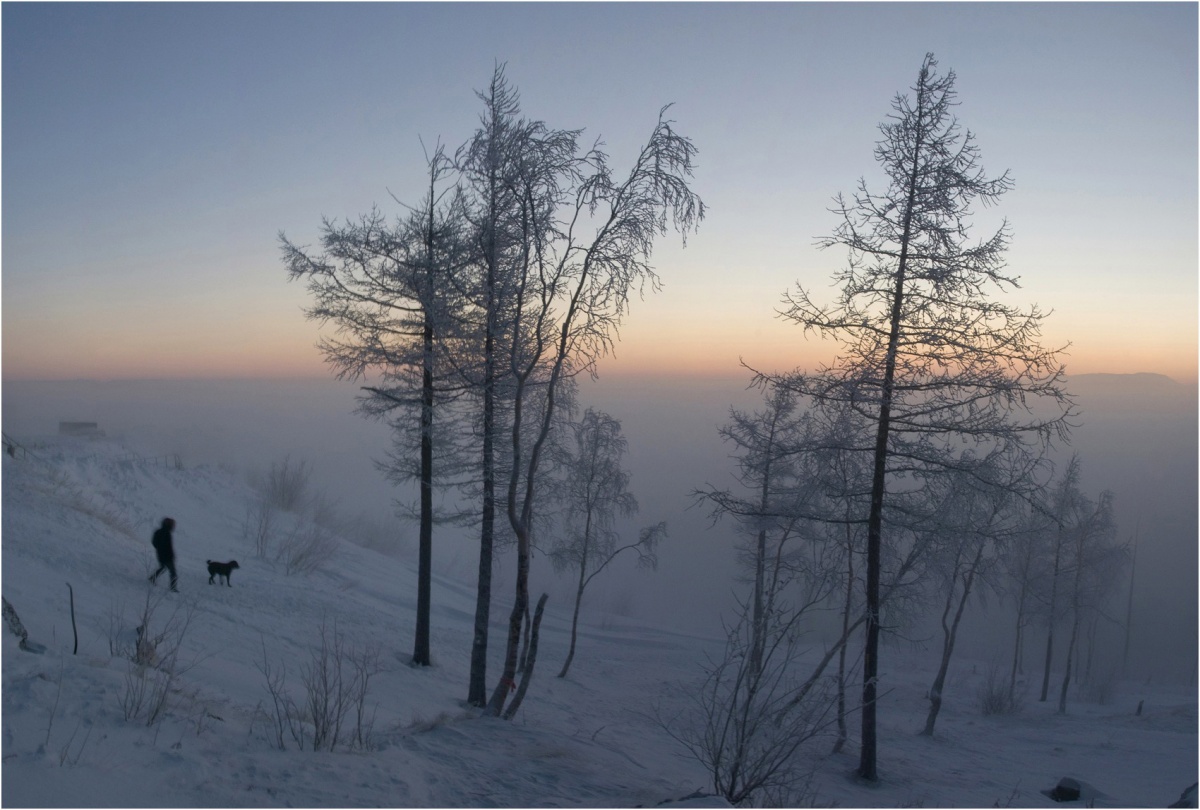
[454,66,541,705]
[693,383,874,773]
[696,384,808,677]
[824,408,871,755]
[281,144,468,667]
[1056,484,1122,714]
[1037,456,1082,702]
[1001,504,1045,701]
[550,408,663,678]
[919,453,1026,736]
[472,82,704,718]
[667,597,838,807]
[674,405,850,806]
[759,53,1074,780]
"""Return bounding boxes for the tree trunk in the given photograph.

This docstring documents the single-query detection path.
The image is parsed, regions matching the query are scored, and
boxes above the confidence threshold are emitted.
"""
[485,518,531,716]
[411,165,444,669]
[750,525,767,680]
[749,409,779,679]
[468,81,505,706]
[467,450,494,704]
[518,597,532,673]
[1040,626,1056,702]
[411,278,435,666]
[467,386,495,703]
[1040,529,1064,702]
[559,567,587,678]
[1009,585,1026,701]
[922,543,983,736]
[860,82,925,782]
[833,522,855,754]
[858,55,935,781]
[1122,538,1136,676]
[504,593,549,720]
[1058,614,1079,714]
[922,578,959,736]
[1058,563,1084,713]
[1084,614,1098,685]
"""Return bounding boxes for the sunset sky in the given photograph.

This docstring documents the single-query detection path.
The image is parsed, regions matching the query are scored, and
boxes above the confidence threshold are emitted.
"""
[3,3,1196,384]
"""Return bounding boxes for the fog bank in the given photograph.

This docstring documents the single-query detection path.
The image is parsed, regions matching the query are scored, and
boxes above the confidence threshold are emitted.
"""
[3,371,1194,679]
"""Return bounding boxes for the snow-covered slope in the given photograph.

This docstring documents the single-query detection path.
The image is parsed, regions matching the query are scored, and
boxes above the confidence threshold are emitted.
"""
[2,436,1196,807]
[1,437,722,807]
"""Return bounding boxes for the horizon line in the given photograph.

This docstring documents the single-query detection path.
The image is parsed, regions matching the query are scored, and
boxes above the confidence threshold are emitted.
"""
[2,369,1193,387]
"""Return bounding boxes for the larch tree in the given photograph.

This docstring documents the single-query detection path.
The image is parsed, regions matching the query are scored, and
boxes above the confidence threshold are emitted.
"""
[698,384,803,677]
[687,382,870,803]
[1056,483,1122,714]
[454,65,567,707]
[463,75,704,719]
[1037,455,1082,702]
[761,53,1074,780]
[280,144,467,667]
[1002,503,1047,701]
[919,451,1029,736]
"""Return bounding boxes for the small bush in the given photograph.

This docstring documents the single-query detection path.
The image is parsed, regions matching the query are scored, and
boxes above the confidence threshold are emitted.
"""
[258,624,382,752]
[1084,665,1119,706]
[243,499,276,559]
[262,456,312,513]
[118,591,196,727]
[977,664,1024,716]
[277,523,339,575]
[244,458,339,574]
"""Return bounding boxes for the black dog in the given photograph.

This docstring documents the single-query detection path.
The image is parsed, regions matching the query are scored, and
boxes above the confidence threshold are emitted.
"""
[206,560,239,586]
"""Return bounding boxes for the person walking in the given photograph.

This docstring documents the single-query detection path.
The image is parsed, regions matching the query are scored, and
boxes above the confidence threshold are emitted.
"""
[148,517,178,592]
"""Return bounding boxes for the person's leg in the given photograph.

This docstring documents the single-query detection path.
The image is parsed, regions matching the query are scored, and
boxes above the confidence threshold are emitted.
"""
[167,559,178,591]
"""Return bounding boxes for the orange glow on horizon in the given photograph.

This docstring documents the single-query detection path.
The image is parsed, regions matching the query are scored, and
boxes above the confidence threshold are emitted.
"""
[6,343,1195,386]
[4,311,1195,386]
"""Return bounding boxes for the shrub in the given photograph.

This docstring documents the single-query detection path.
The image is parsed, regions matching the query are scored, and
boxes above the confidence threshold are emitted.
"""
[257,623,382,752]
[263,456,311,512]
[277,522,339,575]
[118,591,196,727]
[977,664,1024,716]
[244,458,339,574]
[1083,665,1119,706]
[243,499,276,559]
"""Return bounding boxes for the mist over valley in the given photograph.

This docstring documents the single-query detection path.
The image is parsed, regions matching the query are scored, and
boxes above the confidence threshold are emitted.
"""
[4,370,1194,683]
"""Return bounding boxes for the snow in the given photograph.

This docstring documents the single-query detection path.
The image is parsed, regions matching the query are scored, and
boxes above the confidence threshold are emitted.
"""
[3,435,1196,807]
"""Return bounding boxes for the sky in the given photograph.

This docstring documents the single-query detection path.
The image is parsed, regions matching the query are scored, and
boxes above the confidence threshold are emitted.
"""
[2,2,1197,384]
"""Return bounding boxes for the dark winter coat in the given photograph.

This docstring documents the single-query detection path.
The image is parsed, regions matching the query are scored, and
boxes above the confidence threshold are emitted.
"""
[151,518,176,563]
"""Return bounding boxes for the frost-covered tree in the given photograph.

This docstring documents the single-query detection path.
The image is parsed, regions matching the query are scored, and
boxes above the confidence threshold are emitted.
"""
[697,385,809,677]
[453,66,571,706]
[281,144,468,667]
[1036,455,1082,702]
[918,452,1029,736]
[1056,482,1123,714]
[1000,503,1047,700]
[456,70,704,719]
[680,384,899,803]
[693,383,863,778]
[669,589,838,807]
[550,409,662,678]
[284,62,702,711]
[758,53,1074,780]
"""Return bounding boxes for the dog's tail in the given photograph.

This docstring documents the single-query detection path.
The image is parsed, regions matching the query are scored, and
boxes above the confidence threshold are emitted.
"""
[206,559,213,565]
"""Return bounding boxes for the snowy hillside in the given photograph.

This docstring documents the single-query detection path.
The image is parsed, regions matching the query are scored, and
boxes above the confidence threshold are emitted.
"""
[2,436,1196,808]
